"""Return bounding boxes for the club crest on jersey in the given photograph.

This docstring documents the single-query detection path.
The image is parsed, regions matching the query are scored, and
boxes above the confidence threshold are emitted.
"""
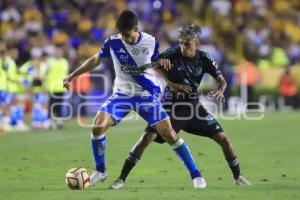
[142,48,149,55]
[131,48,140,56]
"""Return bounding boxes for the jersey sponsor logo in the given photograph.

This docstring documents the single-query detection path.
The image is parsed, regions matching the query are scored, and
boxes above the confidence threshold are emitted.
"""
[119,54,129,62]
[120,64,142,74]
[131,48,140,56]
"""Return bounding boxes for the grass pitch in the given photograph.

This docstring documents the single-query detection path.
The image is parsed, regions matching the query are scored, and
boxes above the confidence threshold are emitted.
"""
[0,112,300,200]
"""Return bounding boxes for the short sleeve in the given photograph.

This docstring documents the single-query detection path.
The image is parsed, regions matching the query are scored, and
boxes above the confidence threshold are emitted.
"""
[203,52,222,78]
[151,40,160,61]
[98,38,111,58]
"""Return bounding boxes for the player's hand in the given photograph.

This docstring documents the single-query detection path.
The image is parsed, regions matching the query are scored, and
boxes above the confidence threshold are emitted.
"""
[63,75,73,91]
[169,82,192,93]
[209,90,225,103]
[158,58,172,71]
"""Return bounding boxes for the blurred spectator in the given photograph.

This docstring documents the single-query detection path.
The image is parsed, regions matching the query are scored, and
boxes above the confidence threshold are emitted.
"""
[71,73,91,123]
[47,46,69,128]
[0,4,21,23]
[279,68,298,109]
[236,59,261,108]
[210,0,232,17]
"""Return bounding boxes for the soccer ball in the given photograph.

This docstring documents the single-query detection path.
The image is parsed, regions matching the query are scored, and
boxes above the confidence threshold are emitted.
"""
[65,167,90,190]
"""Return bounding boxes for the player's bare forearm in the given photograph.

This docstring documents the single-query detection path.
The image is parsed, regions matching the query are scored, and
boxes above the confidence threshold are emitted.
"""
[138,59,171,72]
[210,75,227,102]
[63,54,101,90]
[69,54,101,80]
[215,75,227,93]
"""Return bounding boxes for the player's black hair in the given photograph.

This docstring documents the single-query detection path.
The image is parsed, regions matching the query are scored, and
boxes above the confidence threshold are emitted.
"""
[116,10,138,33]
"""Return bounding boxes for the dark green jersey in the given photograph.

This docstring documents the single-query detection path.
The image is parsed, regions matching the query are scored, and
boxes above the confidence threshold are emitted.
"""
[159,47,222,103]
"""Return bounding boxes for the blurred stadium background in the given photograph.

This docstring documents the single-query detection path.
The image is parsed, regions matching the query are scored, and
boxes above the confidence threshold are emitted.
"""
[1,1,300,200]
[1,0,300,133]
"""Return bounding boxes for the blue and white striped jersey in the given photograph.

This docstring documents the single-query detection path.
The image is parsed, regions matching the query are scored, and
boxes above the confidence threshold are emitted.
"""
[98,32,161,96]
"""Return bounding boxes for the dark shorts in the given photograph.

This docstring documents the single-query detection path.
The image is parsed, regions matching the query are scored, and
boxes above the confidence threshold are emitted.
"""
[145,103,224,143]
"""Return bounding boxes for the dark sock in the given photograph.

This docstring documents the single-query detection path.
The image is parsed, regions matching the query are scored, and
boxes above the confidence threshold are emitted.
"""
[228,157,241,179]
[118,152,139,182]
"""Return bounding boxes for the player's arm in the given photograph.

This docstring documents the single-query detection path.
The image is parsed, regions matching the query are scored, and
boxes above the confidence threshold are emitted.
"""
[154,48,191,93]
[204,52,227,102]
[155,67,192,93]
[149,42,172,71]
[64,38,111,90]
[63,54,101,90]
[211,74,227,102]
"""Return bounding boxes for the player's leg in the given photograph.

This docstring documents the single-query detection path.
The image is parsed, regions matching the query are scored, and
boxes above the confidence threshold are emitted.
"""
[110,116,185,190]
[136,96,206,188]
[90,93,132,187]
[185,104,250,185]
[89,111,114,186]
[110,131,157,189]
[211,132,251,185]
[154,119,206,188]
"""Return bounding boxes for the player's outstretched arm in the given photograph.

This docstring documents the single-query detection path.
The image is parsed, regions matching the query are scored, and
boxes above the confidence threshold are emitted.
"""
[63,54,101,90]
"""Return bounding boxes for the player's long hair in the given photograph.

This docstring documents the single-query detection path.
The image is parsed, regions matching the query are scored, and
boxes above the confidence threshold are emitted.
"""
[178,23,201,40]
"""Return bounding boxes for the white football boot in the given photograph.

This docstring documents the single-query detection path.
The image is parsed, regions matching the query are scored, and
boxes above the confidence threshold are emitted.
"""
[235,176,251,185]
[193,177,207,189]
[109,179,124,190]
[89,171,107,187]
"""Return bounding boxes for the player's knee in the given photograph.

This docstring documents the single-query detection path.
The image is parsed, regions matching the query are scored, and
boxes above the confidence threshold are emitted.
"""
[92,112,112,136]
[158,125,177,143]
[158,125,172,137]
[155,120,178,144]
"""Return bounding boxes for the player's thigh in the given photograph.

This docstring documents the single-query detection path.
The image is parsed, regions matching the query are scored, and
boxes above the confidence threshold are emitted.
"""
[149,118,185,144]
[144,107,186,144]
[98,93,133,125]
[135,95,169,126]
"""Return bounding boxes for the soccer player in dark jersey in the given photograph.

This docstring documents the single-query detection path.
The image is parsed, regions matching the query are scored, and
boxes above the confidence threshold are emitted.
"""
[110,24,251,189]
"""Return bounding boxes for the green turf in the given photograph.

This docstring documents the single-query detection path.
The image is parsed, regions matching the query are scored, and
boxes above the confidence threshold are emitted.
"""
[1,112,300,200]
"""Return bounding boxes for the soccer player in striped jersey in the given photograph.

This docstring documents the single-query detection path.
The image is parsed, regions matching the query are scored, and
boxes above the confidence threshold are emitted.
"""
[63,10,206,189]
[110,24,251,190]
